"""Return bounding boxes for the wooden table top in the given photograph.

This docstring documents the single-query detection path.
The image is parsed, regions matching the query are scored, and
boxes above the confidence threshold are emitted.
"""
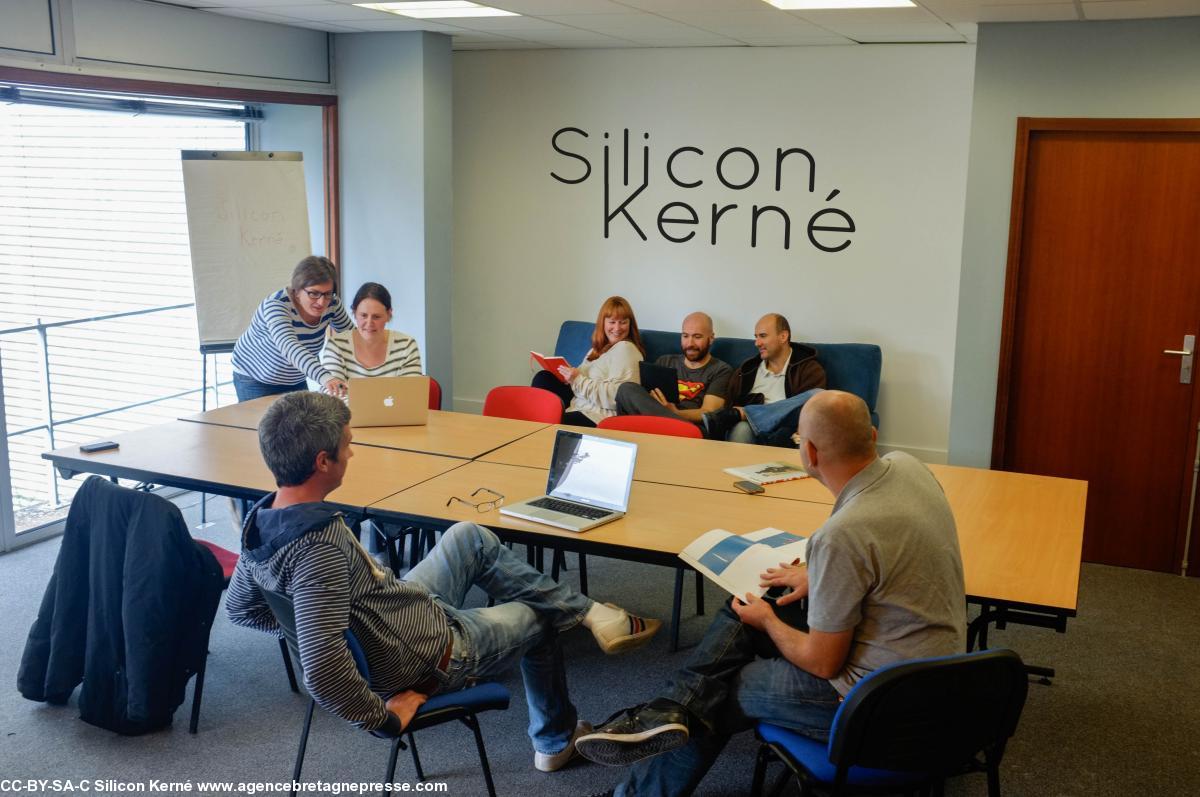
[370,458,1086,612]
[58,409,1087,614]
[183,398,550,460]
[45,421,468,511]
[368,460,835,566]
[931,463,1087,613]
[481,424,833,503]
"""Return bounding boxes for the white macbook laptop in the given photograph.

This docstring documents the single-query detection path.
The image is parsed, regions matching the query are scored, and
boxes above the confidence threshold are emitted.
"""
[347,376,429,428]
[500,430,638,532]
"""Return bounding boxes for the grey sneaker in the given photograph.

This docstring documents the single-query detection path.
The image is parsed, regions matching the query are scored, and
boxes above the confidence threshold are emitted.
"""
[535,720,593,773]
[576,700,691,766]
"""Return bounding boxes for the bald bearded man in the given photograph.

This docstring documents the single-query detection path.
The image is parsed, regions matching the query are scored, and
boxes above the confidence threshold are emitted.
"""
[614,311,733,426]
[576,391,967,797]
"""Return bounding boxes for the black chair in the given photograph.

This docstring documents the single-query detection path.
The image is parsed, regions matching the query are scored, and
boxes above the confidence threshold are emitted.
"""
[751,649,1028,797]
[259,588,510,797]
[191,539,299,734]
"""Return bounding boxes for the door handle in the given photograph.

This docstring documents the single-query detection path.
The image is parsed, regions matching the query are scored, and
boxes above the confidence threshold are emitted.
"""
[1165,335,1195,384]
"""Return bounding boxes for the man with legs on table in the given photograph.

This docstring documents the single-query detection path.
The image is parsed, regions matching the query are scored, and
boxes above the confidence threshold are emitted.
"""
[701,313,827,446]
[226,391,661,773]
[575,391,966,796]
[614,312,733,427]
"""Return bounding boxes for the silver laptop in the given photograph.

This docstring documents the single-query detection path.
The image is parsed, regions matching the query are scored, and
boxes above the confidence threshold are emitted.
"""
[347,376,429,428]
[501,430,638,532]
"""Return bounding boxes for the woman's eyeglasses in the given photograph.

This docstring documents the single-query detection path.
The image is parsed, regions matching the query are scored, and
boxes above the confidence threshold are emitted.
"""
[303,288,336,301]
[446,487,504,513]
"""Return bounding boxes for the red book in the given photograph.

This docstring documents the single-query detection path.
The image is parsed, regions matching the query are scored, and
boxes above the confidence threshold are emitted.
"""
[530,351,571,383]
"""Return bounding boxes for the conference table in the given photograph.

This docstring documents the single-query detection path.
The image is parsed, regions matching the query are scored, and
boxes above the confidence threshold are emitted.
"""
[45,398,1086,664]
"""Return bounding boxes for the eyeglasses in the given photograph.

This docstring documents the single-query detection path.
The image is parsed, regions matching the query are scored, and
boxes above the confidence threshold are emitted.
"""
[302,288,337,301]
[446,487,504,513]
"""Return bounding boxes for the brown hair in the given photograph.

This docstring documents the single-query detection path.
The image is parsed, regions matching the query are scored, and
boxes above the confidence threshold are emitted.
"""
[588,295,646,361]
[288,255,338,295]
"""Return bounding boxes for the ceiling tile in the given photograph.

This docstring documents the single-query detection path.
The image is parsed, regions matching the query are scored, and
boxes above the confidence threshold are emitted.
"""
[979,3,1079,21]
[821,21,965,40]
[617,0,769,11]
[655,11,822,35]
[952,21,978,39]
[790,6,942,25]
[243,4,395,21]
[334,18,471,31]
[453,40,552,49]
[539,13,709,35]
[442,16,579,32]
[1083,0,1200,19]
[205,8,296,23]
[736,30,855,43]
[482,0,636,13]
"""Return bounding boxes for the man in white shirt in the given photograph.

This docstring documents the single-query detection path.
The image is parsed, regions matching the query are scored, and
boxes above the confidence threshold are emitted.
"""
[702,313,826,445]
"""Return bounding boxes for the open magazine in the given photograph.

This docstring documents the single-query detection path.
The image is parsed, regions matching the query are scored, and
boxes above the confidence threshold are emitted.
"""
[530,351,571,384]
[679,527,807,598]
[723,461,809,485]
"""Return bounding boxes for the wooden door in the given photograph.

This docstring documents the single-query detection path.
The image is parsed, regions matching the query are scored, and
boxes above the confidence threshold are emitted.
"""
[994,119,1200,574]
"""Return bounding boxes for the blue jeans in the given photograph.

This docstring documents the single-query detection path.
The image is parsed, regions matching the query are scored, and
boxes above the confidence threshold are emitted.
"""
[232,371,306,402]
[736,388,824,446]
[404,522,592,755]
[615,601,841,797]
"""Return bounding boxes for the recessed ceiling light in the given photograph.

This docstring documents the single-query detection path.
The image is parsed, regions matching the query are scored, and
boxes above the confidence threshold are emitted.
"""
[356,2,519,18]
[765,0,914,8]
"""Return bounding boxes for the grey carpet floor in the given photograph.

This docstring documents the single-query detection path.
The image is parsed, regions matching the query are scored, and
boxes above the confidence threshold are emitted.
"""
[2,491,1199,796]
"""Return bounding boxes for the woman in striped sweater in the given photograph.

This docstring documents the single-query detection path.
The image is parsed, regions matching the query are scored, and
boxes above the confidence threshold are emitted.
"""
[319,282,422,395]
[231,256,354,402]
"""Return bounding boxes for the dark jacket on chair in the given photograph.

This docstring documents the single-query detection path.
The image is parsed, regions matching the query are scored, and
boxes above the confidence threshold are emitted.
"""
[17,476,224,735]
[725,341,828,407]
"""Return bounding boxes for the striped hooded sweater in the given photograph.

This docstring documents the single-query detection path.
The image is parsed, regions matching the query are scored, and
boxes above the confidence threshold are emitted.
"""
[226,495,451,733]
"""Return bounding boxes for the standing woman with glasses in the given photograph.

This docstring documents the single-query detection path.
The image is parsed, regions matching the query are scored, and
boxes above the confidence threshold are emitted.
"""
[230,255,354,402]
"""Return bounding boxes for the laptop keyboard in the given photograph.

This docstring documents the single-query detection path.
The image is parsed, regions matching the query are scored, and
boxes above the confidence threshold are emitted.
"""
[528,497,613,520]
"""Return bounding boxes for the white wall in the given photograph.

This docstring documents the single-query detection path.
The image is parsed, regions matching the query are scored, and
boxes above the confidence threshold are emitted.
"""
[258,104,327,259]
[453,44,975,461]
[948,18,1200,467]
[335,32,455,399]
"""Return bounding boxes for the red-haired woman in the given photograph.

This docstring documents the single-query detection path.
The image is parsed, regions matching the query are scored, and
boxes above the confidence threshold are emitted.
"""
[532,296,646,427]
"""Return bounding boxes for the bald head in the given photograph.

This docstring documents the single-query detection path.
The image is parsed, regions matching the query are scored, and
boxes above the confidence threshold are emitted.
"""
[798,390,876,463]
[681,311,716,363]
[683,312,714,336]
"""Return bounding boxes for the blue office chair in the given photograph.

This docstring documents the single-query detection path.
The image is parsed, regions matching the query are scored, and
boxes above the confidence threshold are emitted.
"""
[751,649,1028,797]
[259,588,510,797]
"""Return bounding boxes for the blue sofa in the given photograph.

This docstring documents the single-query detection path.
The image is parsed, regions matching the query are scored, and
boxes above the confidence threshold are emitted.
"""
[551,320,882,429]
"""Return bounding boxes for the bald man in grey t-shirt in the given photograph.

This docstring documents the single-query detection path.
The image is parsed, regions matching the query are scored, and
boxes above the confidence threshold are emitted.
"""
[577,391,966,797]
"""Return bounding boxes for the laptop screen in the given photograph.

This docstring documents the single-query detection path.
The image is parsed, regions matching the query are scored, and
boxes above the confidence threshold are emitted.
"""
[545,430,638,513]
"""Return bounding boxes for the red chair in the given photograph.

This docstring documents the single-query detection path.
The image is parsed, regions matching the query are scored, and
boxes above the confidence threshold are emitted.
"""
[194,538,299,733]
[428,377,443,410]
[482,386,564,424]
[597,414,706,652]
[481,386,569,590]
[597,415,702,438]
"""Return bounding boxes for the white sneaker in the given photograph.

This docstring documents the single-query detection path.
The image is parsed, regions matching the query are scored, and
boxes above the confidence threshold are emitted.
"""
[534,720,593,772]
[590,604,662,655]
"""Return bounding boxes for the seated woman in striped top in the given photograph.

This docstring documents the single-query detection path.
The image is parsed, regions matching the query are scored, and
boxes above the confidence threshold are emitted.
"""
[231,255,354,403]
[319,282,422,396]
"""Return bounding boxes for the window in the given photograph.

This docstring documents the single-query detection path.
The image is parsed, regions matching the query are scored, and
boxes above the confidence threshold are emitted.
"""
[0,91,250,537]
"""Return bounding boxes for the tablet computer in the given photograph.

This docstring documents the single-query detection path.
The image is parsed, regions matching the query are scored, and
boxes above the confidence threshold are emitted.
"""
[639,362,679,404]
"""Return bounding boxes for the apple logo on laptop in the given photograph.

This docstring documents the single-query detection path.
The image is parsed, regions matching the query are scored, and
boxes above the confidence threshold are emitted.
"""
[383,395,395,407]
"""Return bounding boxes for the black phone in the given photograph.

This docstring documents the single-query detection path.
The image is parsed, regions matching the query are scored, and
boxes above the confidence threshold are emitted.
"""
[80,440,119,453]
[734,480,765,495]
